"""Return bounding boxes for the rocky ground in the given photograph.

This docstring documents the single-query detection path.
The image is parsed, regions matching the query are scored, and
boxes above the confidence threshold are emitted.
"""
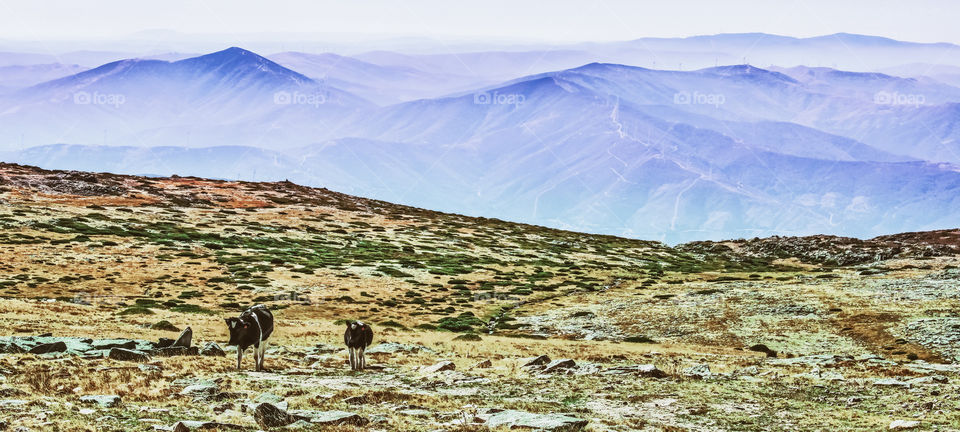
[0,163,959,431]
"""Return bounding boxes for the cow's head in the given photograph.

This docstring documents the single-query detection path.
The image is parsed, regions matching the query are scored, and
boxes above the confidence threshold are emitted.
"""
[224,317,250,346]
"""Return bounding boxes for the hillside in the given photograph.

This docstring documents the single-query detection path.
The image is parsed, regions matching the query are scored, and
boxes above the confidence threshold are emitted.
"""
[1,163,960,431]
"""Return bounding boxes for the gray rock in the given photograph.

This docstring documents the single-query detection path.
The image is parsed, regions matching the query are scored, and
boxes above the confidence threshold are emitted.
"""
[173,327,193,348]
[108,348,150,362]
[200,342,225,357]
[889,420,921,430]
[79,395,121,408]
[485,410,588,431]
[254,402,305,428]
[522,355,551,367]
[683,364,712,378]
[155,338,175,349]
[424,361,456,373]
[543,359,576,373]
[28,341,67,354]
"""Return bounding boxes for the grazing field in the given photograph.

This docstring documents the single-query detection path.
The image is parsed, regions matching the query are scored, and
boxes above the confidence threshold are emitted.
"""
[0,163,959,431]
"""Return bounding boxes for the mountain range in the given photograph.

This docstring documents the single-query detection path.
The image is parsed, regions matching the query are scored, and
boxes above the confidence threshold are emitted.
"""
[1,35,959,243]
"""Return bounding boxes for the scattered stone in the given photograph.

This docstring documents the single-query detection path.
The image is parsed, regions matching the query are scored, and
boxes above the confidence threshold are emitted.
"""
[733,366,760,376]
[108,348,150,362]
[173,327,193,348]
[522,355,551,367]
[889,419,921,430]
[399,408,433,417]
[79,395,121,408]
[0,399,30,410]
[543,359,576,373]
[485,410,588,431]
[424,361,456,373]
[28,341,67,354]
[156,338,175,349]
[200,342,225,357]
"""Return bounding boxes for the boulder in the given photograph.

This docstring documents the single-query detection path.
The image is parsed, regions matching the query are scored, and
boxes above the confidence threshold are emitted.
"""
[543,359,576,373]
[254,402,305,428]
[108,348,150,362]
[155,338,175,349]
[173,327,193,348]
[424,361,456,373]
[485,410,588,431]
[200,342,225,357]
[79,395,121,408]
[889,420,921,430]
[683,364,712,379]
[522,355,551,367]
[28,341,67,354]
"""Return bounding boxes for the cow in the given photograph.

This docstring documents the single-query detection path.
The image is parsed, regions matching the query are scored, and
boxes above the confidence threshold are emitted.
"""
[224,304,274,372]
[344,321,374,371]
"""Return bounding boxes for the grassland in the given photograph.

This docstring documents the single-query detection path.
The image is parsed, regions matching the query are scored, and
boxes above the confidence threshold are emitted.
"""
[0,163,958,431]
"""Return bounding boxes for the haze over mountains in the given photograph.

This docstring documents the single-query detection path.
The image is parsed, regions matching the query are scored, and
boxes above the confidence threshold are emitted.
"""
[1,33,959,243]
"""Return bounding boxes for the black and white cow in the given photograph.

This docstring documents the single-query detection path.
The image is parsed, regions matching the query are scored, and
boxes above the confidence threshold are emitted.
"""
[343,321,374,371]
[224,304,274,372]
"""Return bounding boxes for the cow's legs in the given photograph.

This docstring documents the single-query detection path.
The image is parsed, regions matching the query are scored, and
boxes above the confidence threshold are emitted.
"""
[237,347,243,370]
[349,347,356,370]
[359,347,365,370]
[258,340,268,371]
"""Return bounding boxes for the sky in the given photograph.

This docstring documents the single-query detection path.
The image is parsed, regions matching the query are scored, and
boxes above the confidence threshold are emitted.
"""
[0,0,956,45]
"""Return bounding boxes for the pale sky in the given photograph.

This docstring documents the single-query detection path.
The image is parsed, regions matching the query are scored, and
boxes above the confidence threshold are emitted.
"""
[0,0,956,44]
